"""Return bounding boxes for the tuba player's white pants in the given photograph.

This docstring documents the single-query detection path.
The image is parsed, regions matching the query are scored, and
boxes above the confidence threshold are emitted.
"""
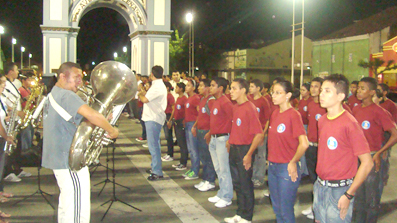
[53,166,90,223]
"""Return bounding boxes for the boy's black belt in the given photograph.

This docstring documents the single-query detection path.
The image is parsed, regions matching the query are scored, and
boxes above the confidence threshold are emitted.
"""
[212,133,229,138]
[317,177,353,188]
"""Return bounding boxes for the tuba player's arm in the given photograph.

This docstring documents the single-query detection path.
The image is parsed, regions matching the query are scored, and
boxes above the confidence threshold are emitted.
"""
[77,104,119,139]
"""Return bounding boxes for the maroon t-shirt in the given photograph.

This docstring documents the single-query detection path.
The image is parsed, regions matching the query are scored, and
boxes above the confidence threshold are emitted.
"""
[173,96,187,120]
[229,101,263,145]
[197,96,215,130]
[184,94,201,122]
[298,97,313,125]
[343,103,352,114]
[317,111,370,180]
[268,108,306,163]
[347,94,361,110]
[353,103,396,152]
[380,99,397,122]
[210,95,233,134]
[165,93,175,114]
[307,100,327,143]
[249,96,271,128]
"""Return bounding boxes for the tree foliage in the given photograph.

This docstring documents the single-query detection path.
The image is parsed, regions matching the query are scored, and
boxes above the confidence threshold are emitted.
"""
[169,29,188,74]
[358,58,397,75]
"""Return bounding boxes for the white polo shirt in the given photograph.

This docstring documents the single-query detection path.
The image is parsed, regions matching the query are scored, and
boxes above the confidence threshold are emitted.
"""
[142,79,167,125]
[4,79,22,111]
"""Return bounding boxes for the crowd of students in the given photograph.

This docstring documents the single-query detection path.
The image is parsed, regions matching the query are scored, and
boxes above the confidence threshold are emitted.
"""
[134,71,396,223]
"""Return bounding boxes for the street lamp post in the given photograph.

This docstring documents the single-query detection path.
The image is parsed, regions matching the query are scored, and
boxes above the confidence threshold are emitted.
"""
[29,53,32,68]
[291,0,305,87]
[186,12,194,77]
[12,37,16,63]
[21,46,25,69]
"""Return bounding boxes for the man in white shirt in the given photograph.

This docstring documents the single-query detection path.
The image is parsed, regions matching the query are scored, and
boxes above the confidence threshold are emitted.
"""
[169,71,187,101]
[138,66,167,181]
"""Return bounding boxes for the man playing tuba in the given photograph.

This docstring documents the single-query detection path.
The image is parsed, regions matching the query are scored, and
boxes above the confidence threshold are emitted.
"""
[42,62,119,223]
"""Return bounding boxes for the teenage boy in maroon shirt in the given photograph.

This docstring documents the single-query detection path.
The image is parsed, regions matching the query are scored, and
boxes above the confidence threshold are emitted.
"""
[352,77,397,222]
[204,77,234,208]
[248,79,270,188]
[314,74,373,223]
[377,83,397,122]
[191,79,216,191]
[347,81,361,110]
[223,79,264,223]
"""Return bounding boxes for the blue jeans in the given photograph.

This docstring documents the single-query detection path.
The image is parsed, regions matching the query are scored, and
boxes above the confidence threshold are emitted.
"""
[313,179,354,223]
[145,121,163,176]
[197,129,216,183]
[185,121,199,175]
[209,135,233,202]
[268,162,301,223]
[252,136,267,183]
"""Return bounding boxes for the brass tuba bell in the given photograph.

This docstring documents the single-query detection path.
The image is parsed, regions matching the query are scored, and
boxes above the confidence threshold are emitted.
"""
[69,61,137,171]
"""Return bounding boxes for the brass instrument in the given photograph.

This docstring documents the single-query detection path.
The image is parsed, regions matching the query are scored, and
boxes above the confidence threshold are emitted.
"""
[19,84,44,130]
[4,97,21,155]
[68,61,137,171]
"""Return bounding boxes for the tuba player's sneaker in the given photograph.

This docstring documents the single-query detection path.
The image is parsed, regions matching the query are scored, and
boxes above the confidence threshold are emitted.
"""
[4,174,21,182]
[224,215,241,223]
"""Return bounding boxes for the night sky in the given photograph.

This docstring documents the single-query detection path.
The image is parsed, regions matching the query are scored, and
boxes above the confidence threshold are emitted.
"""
[1,0,397,69]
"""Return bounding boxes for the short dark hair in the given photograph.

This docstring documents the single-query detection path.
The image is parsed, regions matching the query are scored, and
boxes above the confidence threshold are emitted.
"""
[275,80,300,101]
[375,89,383,98]
[360,77,377,91]
[200,79,211,87]
[233,78,249,94]
[263,82,271,90]
[324,74,350,101]
[4,62,17,75]
[57,62,81,80]
[137,73,142,77]
[250,79,264,91]
[378,83,389,93]
[140,75,149,80]
[311,77,324,85]
[164,81,173,91]
[176,82,186,92]
[212,77,228,93]
[273,77,285,83]
[351,81,359,86]
[302,82,310,91]
[152,66,163,78]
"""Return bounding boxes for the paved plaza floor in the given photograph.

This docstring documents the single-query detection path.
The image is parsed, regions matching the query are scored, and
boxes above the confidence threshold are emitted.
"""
[2,117,397,223]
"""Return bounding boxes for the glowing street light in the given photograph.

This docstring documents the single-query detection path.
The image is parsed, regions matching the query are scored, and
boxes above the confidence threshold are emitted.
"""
[123,46,127,53]
[92,61,95,66]
[12,37,17,62]
[21,46,25,68]
[114,52,118,60]
[186,12,194,77]
[29,53,32,68]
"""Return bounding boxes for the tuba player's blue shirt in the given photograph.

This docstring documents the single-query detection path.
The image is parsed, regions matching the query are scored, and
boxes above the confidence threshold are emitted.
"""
[42,86,85,169]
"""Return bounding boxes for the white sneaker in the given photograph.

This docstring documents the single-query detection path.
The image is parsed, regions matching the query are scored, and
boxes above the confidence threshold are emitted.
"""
[306,213,314,219]
[302,206,313,215]
[17,171,32,178]
[208,195,221,203]
[4,173,21,182]
[161,155,174,162]
[142,143,148,148]
[194,181,206,189]
[263,189,270,197]
[198,181,215,192]
[215,199,232,208]
[238,219,251,223]
[224,215,241,223]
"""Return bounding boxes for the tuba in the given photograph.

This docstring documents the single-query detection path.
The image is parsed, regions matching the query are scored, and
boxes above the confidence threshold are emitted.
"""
[69,61,137,171]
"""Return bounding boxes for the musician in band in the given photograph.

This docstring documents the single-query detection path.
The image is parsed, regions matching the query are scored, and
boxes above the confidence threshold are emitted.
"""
[2,63,28,182]
[42,62,119,223]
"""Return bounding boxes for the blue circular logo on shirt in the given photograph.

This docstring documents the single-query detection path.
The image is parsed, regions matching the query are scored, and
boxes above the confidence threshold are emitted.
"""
[362,121,370,130]
[213,108,218,115]
[327,137,338,150]
[277,124,286,133]
[177,104,181,110]
[186,103,190,108]
[202,107,206,113]
[303,106,307,112]
[256,107,260,113]
[315,114,322,121]
[237,118,242,126]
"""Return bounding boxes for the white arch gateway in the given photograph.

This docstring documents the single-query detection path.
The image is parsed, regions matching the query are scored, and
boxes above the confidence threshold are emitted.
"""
[41,0,171,76]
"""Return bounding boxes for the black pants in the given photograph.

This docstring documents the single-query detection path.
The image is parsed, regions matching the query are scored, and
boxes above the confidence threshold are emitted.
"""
[306,145,318,184]
[229,144,254,221]
[163,113,174,157]
[174,119,188,165]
